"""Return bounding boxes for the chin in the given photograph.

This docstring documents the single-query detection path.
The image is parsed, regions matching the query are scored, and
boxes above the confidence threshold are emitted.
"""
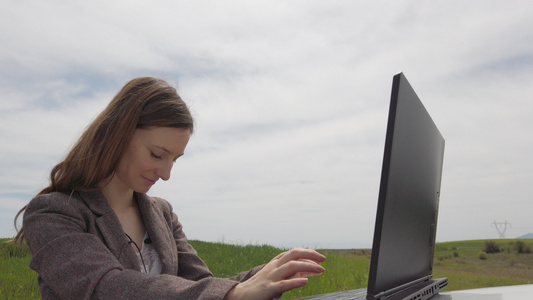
[135,186,153,194]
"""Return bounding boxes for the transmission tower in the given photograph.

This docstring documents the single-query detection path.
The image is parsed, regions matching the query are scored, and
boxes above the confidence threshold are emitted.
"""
[491,221,511,239]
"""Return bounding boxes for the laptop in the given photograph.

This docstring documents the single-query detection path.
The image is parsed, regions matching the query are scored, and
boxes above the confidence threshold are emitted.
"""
[300,73,447,300]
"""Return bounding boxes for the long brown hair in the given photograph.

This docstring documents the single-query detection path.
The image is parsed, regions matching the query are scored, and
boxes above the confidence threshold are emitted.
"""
[13,77,194,244]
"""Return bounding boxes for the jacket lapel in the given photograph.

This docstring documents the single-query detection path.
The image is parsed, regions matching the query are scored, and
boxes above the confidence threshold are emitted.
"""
[78,190,139,271]
[136,193,178,275]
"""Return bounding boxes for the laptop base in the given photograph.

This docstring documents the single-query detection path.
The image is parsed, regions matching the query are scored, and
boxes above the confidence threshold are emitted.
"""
[297,288,366,300]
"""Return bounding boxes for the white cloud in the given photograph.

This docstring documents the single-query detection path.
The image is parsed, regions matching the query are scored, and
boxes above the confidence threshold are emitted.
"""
[1,1,533,247]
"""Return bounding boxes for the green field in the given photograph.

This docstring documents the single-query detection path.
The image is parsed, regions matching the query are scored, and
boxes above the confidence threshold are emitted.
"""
[1,238,532,299]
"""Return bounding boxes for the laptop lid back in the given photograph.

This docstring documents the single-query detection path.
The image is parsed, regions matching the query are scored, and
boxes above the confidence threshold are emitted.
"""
[367,73,445,298]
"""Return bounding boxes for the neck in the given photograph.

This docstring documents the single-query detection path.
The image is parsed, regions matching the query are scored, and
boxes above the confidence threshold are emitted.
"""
[99,176,136,212]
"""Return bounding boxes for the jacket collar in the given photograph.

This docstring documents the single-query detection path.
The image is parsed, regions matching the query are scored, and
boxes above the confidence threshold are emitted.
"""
[135,193,178,274]
[77,190,178,274]
[76,190,139,270]
[76,189,114,216]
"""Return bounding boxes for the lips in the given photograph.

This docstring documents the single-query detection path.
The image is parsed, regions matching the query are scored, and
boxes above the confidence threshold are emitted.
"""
[142,176,158,185]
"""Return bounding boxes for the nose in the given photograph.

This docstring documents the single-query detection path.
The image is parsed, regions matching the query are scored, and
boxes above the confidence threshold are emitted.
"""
[155,163,172,181]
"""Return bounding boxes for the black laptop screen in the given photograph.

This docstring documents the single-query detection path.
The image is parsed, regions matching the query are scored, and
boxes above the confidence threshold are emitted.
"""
[367,73,445,296]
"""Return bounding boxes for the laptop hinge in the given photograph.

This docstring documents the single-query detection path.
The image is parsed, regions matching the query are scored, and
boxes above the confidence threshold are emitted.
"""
[373,275,432,299]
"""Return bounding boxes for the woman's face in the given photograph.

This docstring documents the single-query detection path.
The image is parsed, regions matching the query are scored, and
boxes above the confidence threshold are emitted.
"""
[112,127,191,194]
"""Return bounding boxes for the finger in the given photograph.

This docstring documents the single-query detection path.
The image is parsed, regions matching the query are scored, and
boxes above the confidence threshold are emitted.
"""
[292,270,325,278]
[272,277,309,294]
[274,248,326,266]
[298,258,325,265]
[273,259,325,280]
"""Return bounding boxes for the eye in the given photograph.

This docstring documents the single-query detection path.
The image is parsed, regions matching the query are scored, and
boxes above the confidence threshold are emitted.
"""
[151,152,163,160]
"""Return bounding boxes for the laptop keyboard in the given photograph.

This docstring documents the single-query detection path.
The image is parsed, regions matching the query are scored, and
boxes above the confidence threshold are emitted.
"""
[298,288,367,300]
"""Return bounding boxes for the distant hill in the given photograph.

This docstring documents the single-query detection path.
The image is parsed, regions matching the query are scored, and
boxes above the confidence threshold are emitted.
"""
[517,233,533,239]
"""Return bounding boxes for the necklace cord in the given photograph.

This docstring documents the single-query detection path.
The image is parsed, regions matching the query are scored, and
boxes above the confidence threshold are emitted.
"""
[124,233,148,273]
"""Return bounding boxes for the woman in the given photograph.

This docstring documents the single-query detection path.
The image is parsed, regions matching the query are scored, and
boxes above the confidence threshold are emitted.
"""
[14,77,325,299]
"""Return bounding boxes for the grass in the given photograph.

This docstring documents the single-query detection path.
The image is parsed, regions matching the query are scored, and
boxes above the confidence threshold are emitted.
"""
[0,240,40,299]
[1,238,532,299]
[432,239,533,291]
[282,249,370,299]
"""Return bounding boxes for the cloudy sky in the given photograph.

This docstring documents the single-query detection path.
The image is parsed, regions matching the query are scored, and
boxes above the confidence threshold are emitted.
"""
[1,1,532,249]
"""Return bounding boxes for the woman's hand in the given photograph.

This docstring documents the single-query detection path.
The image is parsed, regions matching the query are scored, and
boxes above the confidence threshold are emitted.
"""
[225,248,326,300]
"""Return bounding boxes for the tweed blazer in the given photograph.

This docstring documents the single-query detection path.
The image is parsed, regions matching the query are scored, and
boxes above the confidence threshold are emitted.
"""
[23,190,262,300]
